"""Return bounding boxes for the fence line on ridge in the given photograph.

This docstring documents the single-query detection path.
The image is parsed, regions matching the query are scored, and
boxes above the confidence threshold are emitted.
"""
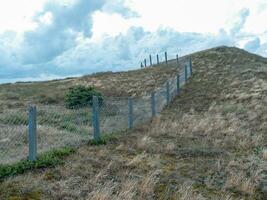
[0,52,193,164]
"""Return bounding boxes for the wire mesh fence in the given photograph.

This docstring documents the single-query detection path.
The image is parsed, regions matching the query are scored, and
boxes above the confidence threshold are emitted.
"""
[99,97,129,135]
[37,104,91,154]
[0,108,28,164]
[133,95,152,126]
[0,57,192,165]
[155,86,168,113]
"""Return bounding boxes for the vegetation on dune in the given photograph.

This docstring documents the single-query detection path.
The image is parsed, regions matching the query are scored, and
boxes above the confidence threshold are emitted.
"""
[64,85,103,109]
[88,132,121,146]
[0,147,75,180]
[0,46,266,199]
[0,61,182,110]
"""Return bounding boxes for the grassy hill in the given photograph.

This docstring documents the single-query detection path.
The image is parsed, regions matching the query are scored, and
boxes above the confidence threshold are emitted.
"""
[0,46,266,199]
[0,58,184,109]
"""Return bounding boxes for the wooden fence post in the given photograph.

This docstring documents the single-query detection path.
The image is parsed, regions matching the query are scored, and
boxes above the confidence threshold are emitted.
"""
[144,59,147,67]
[157,54,159,65]
[128,97,133,129]
[28,106,37,161]
[176,54,179,67]
[92,96,100,140]
[150,54,152,66]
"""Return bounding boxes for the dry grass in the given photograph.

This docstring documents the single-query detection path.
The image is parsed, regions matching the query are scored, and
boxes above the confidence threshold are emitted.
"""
[0,46,266,199]
[0,105,91,164]
[0,58,184,111]
[262,149,267,160]
[0,58,184,165]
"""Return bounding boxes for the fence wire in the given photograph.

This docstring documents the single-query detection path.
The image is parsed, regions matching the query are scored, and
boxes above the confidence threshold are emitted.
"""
[155,86,168,113]
[37,104,91,154]
[99,97,129,135]
[169,76,178,100]
[0,108,28,164]
[0,58,192,165]
[133,95,152,126]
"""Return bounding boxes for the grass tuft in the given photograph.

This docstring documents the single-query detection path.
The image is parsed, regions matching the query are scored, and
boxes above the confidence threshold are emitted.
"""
[88,133,119,146]
[0,147,75,180]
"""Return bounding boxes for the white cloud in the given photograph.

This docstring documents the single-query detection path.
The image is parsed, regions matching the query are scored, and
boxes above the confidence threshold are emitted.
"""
[0,0,47,33]
[0,73,81,84]
[244,38,261,52]
[52,26,235,74]
[0,0,267,83]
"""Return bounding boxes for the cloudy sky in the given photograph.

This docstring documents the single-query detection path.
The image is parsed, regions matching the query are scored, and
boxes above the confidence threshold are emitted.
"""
[0,0,267,83]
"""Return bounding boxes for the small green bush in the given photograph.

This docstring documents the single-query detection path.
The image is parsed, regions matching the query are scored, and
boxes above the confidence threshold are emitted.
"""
[64,86,103,109]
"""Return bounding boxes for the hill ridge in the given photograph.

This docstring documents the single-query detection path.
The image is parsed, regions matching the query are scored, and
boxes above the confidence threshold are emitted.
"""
[0,46,266,199]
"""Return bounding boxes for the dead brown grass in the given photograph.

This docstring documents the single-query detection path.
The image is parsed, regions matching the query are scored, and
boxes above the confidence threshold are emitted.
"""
[0,46,266,199]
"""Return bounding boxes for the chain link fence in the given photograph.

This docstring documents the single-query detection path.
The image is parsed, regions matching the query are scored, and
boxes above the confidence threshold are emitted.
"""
[99,97,129,134]
[0,108,28,164]
[37,104,91,154]
[0,56,192,165]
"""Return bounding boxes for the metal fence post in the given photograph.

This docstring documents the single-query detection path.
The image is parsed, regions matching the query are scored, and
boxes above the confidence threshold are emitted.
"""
[144,59,147,67]
[28,106,37,161]
[185,64,188,81]
[151,92,156,117]
[165,51,168,64]
[166,81,170,103]
[150,54,152,66]
[92,96,100,140]
[157,54,159,65]
[176,74,180,94]
[128,97,133,129]
[189,58,193,76]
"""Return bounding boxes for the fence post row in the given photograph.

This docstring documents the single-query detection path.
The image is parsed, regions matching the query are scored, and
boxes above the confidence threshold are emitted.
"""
[92,96,100,140]
[151,92,156,117]
[28,106,37,161]
[23,55,192,163]
[165,51,168,64]
[166,81,170,103]
[176,74,180,94]
[128,97,133,129]
[150,54,152,66]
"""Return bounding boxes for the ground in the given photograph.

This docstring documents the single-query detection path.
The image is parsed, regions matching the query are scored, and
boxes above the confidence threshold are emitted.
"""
[0,46,266,199]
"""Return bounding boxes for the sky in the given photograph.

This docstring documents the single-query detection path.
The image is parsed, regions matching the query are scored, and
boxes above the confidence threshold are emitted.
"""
[0,0,267,83]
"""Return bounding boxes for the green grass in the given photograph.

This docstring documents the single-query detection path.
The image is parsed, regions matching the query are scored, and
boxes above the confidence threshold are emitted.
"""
[88,132,120,146]
[0,147,75,180]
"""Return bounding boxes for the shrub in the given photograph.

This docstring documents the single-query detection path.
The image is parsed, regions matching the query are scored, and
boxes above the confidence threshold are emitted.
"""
[64,86,103,109]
